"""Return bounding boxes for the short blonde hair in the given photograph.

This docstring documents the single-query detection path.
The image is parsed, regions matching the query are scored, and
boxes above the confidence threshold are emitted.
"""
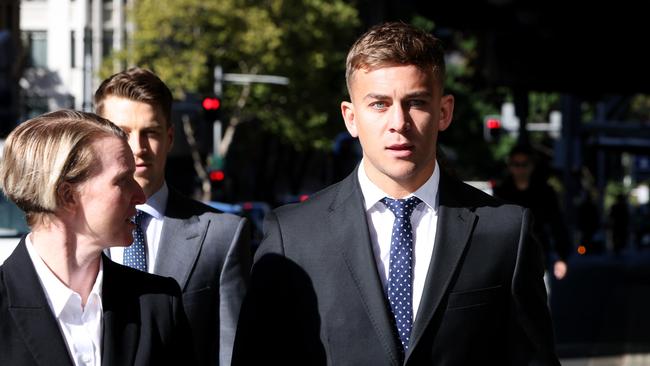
[345,22,446,92]
[0,110,127,227]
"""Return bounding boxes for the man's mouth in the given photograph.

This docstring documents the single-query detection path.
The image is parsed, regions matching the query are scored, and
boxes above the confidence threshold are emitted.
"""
[386,144,414,157]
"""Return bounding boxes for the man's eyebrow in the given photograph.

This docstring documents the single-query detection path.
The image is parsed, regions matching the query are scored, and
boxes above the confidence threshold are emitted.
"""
[404,91,432,99]
[363,93,390,101]
[362,91,433,101]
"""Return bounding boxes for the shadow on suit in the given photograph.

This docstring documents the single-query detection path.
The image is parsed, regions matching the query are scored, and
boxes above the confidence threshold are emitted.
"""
[234,253,325,365]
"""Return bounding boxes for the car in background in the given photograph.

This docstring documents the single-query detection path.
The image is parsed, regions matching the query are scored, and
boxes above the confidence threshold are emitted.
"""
[205,200,270,251]
[0,192,27,264]
[0,138,27,264]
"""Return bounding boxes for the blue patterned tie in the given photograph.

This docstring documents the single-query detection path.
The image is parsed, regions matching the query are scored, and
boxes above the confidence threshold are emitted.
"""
[381,196,421,352]
[124,210,147,271]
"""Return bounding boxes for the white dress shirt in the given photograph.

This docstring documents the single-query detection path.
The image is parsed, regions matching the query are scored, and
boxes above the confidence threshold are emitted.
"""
[26,234,103,366]
[358,160,440,319]
[110,182,168,272]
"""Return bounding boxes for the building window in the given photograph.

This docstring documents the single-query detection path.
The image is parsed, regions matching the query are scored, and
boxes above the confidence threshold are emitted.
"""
[22,31,47,68]
[70,30,76,68]
[102,30,113,58]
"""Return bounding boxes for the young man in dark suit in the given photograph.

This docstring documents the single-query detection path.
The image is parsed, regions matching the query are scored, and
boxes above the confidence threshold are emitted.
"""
[233,22,560,365]
[95,68,251,366]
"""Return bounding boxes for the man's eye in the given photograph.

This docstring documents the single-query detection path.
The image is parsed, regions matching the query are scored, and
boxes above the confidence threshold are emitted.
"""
[370,101,387,109]
[408,99,426,107]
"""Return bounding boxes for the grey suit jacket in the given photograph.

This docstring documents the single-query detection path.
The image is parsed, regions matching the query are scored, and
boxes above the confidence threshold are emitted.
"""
[233,169,560,365]
[154,188,251,366]
[0,239,195,366]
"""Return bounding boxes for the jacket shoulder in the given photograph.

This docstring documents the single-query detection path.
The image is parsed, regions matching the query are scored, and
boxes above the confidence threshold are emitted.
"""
[167,189,246,224]
[273,180,347,220]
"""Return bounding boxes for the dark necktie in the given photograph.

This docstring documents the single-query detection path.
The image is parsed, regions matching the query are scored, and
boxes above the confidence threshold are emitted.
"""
[124,210,147,271]
[381,196,421,352]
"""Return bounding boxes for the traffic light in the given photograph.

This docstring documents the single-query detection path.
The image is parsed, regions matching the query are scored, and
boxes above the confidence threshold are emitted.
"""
[209,170,225,182]
[207,154,227,200]
[483,115,503,142]
[202,96,221,123]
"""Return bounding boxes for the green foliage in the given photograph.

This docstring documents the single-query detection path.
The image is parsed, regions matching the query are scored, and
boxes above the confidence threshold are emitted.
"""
[528,92,560,123]
[436,29,510,179]
[108,0,360,150]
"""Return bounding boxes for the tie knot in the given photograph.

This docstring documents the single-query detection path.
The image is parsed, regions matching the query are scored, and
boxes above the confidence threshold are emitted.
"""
[381,196,421,219]
[134,210,147,225]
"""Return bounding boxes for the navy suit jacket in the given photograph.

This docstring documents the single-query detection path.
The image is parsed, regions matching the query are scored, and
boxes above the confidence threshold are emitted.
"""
[0,239,195,366]
[233,169,560,365]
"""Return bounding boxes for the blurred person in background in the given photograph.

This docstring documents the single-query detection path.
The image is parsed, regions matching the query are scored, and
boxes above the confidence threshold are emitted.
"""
[94,67,251,366]
[0,110,194,365]
[494,144,572,286]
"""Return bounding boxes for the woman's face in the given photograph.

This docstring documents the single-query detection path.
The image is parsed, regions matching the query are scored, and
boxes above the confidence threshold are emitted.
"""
[71,136,146,248]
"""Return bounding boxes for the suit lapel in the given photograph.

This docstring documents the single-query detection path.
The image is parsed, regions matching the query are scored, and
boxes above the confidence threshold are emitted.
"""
[330,172,401,366]
[101,256,138,366]
[4,240,74,366]
[154,189,203,289]
[406,173,476,360]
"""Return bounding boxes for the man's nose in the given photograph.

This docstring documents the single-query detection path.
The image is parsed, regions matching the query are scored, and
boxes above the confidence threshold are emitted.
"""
[128,132,147,155]
[388,103,409,133]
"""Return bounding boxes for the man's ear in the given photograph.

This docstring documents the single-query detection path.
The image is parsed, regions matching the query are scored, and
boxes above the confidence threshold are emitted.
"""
[438,94,455,132]
[341,101,358,138]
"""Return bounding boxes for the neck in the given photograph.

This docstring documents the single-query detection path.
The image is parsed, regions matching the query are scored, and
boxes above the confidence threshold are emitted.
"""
[30,225,102,305]
[513,177,530,191]
[364,160,435,199]
[144,179,164,199]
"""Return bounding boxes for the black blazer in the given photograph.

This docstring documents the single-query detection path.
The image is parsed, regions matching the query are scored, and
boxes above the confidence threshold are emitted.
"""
[233,170,560,365]
[0,239,195,366]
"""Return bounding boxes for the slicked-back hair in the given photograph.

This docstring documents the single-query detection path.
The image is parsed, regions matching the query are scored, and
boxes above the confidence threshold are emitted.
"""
[345,22,446,93]
[0,110,127,227]
[94,67,173,127]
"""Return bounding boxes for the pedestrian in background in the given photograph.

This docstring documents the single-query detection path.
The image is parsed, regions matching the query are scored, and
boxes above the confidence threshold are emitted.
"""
[494,144,572,285]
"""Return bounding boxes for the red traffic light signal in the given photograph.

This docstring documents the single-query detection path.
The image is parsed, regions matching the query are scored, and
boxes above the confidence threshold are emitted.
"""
[202,97,221,111]
[483,115,502,142]
[209,170,225,182]
[486,118,501,129]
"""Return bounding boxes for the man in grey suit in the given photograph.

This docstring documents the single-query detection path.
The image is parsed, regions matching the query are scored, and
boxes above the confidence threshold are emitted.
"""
[95,68,251,366]
[233,22,560,365]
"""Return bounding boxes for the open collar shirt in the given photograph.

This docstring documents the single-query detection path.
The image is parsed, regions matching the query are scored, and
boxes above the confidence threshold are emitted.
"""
[26,234,104,366]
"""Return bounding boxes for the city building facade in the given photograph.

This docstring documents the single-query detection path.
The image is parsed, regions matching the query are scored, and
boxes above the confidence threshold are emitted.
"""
[20,0,130,116]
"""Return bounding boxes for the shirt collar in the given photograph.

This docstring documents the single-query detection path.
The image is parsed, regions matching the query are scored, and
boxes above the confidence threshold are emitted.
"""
[357,159,440,213]
[137,181,168,220]
[25,234,104,317]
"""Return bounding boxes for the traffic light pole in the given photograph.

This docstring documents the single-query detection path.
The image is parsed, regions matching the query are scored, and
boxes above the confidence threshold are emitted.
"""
[210,65,289,159]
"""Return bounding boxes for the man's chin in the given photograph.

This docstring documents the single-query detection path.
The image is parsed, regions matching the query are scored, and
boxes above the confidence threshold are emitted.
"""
[135,176,163,198]
[133,175,150,192]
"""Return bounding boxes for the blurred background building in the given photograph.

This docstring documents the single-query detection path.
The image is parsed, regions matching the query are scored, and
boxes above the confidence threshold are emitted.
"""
[18,0,130,118]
